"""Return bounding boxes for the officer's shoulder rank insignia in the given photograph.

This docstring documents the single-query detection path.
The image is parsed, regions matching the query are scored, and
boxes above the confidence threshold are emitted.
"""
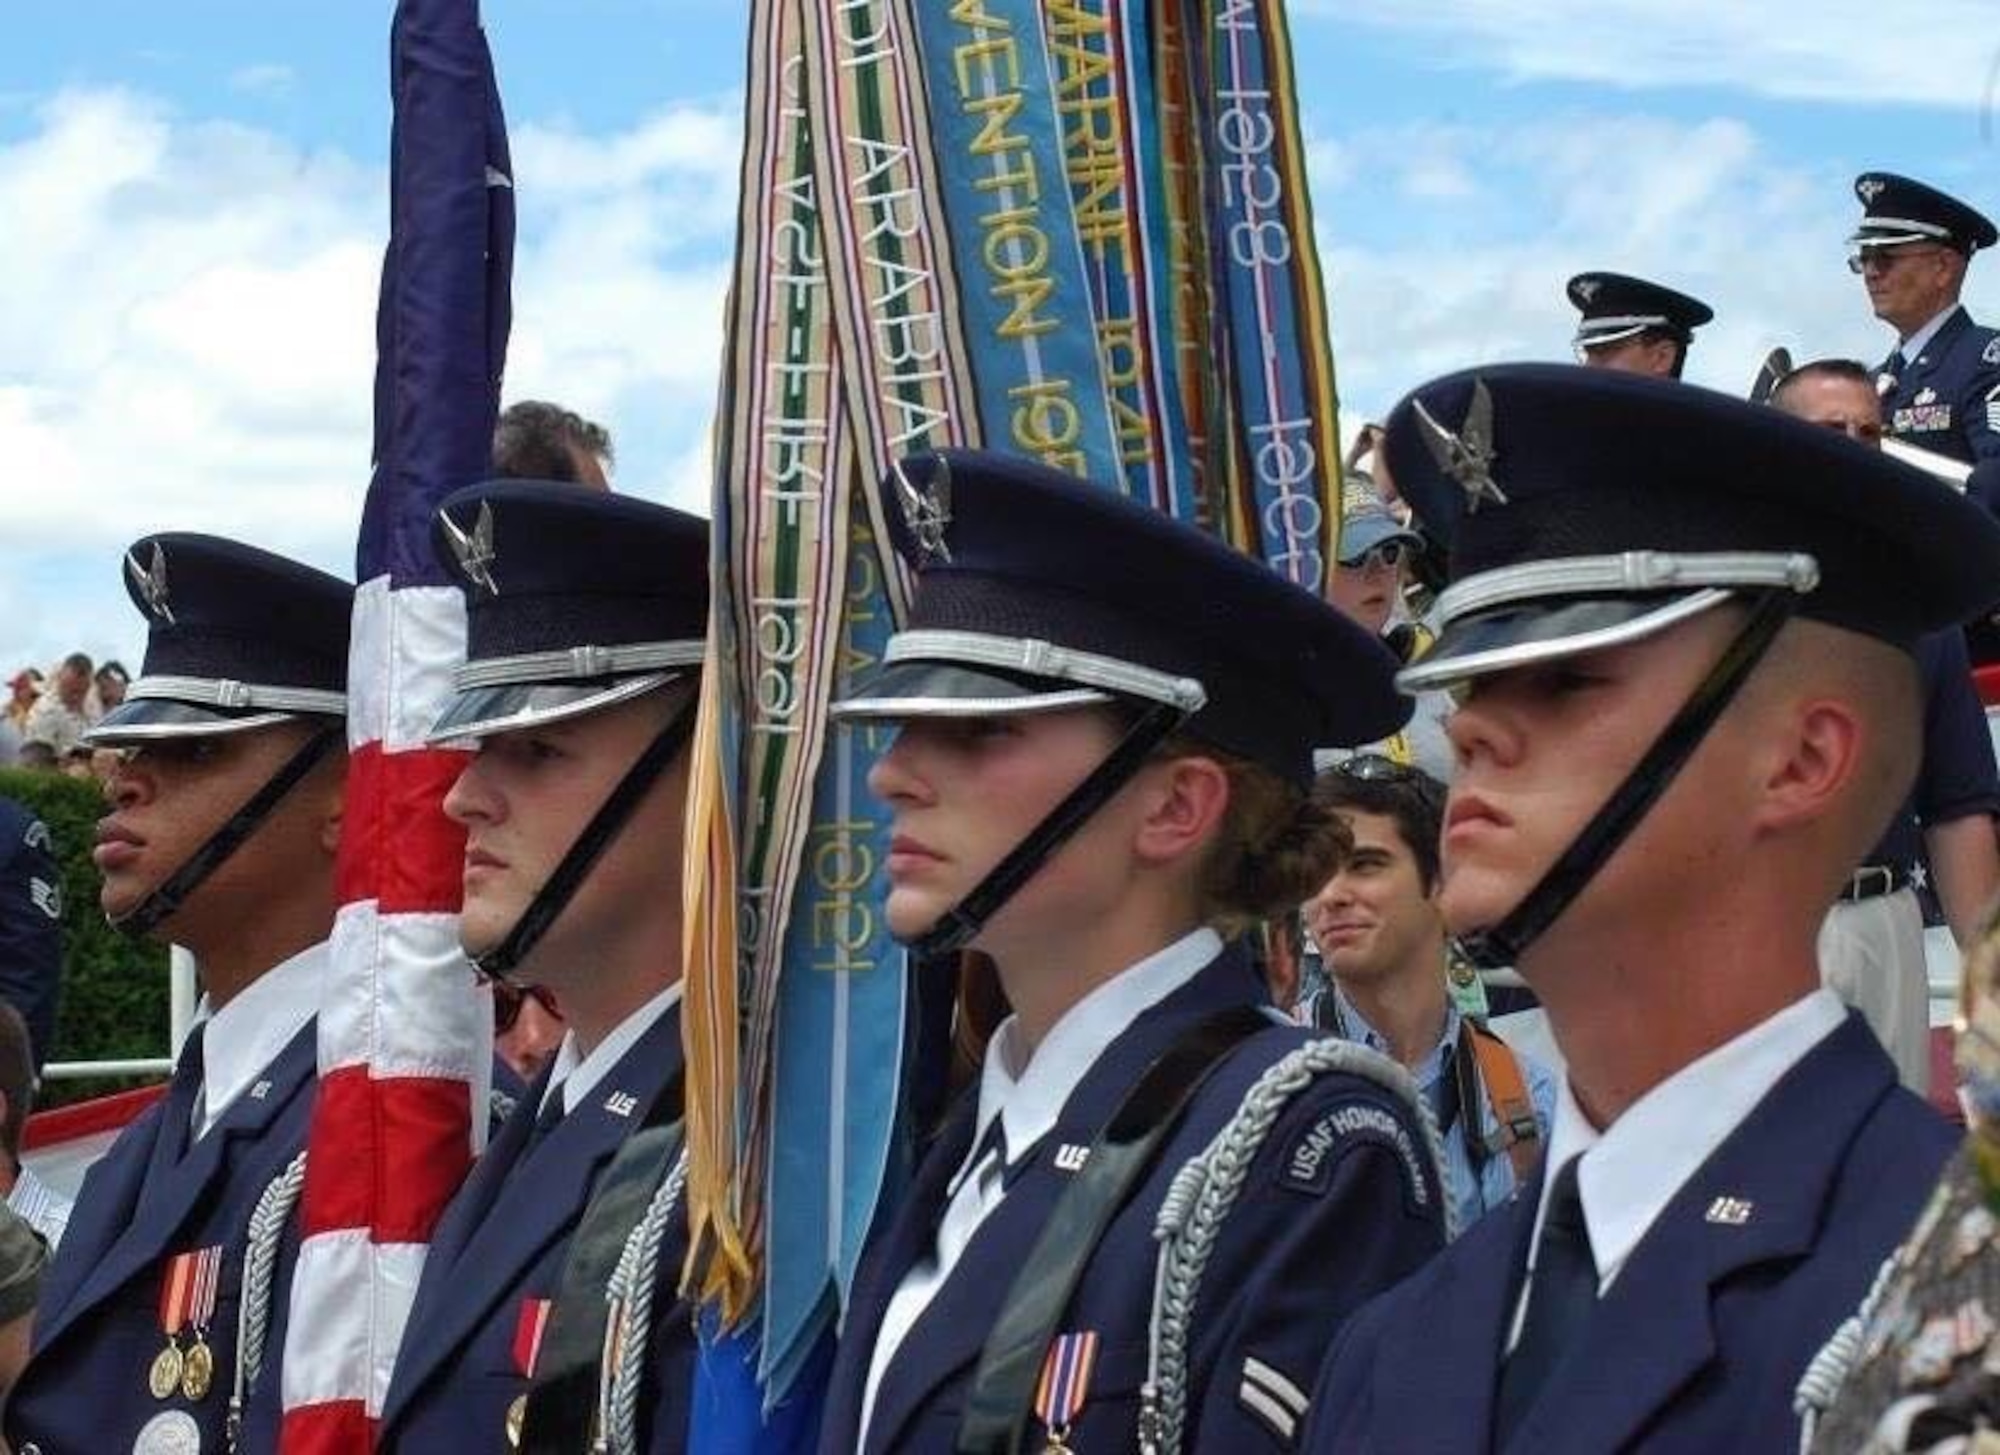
[126,542,175,625]
[891,455,954,566]
[440,499,501,596]
[1412,378,1505,514]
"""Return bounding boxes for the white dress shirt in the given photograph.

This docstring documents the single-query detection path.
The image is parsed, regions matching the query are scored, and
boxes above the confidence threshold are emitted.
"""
[192,940,328,1140]
[1897,303,1962,362]
[1507,989,1847,1350]
[857,927,1224,1447]
[538,981,684,1118]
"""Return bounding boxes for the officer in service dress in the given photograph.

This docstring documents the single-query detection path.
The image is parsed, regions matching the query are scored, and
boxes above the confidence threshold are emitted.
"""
[1800,906,2000,1452]
[1301,365,1989,1453]
[374,482,708,1455]
[7,536,353,1455]
[1567,272,1713,379]
[1851,172,2000,516]
[816,450,1448,1455]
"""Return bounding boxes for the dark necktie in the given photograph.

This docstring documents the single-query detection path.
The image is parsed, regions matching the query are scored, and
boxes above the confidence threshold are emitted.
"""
[1495,1157,1597,1443]
[1881,349,1907,396]
[522,1085,566,1157]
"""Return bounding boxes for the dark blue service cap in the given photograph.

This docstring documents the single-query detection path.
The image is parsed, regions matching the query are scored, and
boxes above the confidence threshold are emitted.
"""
[1381,363,2000,693]
[1852,172,1997,254]
[1567,272,1714,349]
[831,450,1410,786]
[89,534,352,743]
[428,479,709,741]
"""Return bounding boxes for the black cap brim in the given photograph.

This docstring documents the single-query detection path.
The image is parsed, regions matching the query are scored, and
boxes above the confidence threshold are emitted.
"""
[427,672,686,743]
[85,699,306,744]
[1397,591,1736,694]
[832,662,1112,720]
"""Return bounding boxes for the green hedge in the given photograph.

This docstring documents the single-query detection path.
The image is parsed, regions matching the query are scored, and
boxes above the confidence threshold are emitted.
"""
[0,769,171,1106]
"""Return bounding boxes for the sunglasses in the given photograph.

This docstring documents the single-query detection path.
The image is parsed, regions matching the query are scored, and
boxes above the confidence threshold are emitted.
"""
[492,981,561,1034]
[1847,244,1947,276]
[1333,753,1422,784]
[1339,540,1412,573]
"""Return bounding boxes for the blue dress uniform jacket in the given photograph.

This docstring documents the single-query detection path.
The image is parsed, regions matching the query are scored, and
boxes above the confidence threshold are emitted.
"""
[1881,305,2000,514]
[8,1022,317,1455]
[0,797,62,1072]
[819,944,1446,1455]
[376,1005,693,1455]
[1300,1013,1954,1454]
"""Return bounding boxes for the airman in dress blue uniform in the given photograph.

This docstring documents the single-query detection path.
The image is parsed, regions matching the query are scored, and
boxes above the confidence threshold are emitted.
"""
[816,451,1448,1455]
[374,482,709,1455]
[7,536,353,1455]
[1851,172,2000,516]
[1301,365,1997,1454]
[1567,272,1713,380]
[0,795,62,1075]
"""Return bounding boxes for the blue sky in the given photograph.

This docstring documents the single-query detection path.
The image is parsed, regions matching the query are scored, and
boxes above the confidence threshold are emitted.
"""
[5,1,2000,673]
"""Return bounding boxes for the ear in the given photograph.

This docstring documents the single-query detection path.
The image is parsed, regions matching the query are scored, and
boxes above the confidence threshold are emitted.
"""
[316,761,348,857]
[1751,696,1863,834]
[1130,755,1233,868]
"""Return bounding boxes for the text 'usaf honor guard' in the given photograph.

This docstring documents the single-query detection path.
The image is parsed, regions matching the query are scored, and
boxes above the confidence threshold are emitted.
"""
[9,537,353,1455]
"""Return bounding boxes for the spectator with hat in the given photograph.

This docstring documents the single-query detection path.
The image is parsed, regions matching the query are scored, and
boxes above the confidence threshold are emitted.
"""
[1303,364,1983,1452]
[1851,171,2000,515]
[1567,271,1713,379]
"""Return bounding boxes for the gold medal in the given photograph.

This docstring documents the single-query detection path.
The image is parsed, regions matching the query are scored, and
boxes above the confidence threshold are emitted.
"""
[505,1392,527,1449]
[148,1340,185,1401]
[180,1335,215,1402]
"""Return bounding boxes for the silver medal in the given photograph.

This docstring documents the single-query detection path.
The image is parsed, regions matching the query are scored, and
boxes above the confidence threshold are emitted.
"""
[133,1408,202,1455]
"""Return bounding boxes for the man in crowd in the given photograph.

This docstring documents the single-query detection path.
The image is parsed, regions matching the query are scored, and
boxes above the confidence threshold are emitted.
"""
[492,399,614,489]
[0,796,61,1078]
[7,535,351,1454]
[0,1004,70,1247]
[378,482,707,1454]
[1567,272,1712,379]
[1772,358,2000,1091]
[1302,758,1556,1232]
[92,662,129,717]
[21,656,95,759]
[1850,172,2000,514]
[1304,364,1981,1451]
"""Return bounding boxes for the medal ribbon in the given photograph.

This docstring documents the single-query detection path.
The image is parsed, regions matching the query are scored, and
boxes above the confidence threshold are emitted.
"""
[511,1297,552,1379]
[158,1246,222,1339]
[1034,1330,1100,1434]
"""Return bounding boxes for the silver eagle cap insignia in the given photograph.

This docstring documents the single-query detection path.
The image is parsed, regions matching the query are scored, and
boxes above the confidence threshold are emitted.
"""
[891,455,953,566]
[440,500,500,596]
[126,543,175,624]
[1573,278,1601,304]
[1412,379,1505,514]
[1858,177,1886,203]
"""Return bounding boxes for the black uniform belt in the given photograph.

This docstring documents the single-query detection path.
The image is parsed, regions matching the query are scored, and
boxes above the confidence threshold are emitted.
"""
[1839,864,1911,902]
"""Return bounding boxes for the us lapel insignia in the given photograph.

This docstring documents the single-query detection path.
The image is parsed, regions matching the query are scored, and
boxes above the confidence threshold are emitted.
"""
[1413,380,1505,514]
[249,1079,272,1101]
[1704,1195,1754,1226]
[439,499,501,596]
[1052,1143,1091,1173]
[890,454,953,566]
[603,1091,638,1118]
[127,543,175,624]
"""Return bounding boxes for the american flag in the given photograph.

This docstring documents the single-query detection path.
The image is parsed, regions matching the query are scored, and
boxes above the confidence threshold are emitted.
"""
[278,1,513,1447]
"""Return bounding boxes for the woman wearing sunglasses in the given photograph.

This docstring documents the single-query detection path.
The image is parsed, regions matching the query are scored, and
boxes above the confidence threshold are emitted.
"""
[818,451,1448,1455]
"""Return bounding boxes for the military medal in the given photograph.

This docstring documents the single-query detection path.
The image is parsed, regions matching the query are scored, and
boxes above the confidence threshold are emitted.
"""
[132,1407,202,1455]
[152,1246,222,1402]
[506,1297,553,1449]
[1034,1330,1099,1453]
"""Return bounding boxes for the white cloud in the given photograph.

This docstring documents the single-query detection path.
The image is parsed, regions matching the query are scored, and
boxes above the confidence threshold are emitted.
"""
[0,87,741,673]
[1312,111,1936,431]
[228,64,296,99]
[1305,0,2000,109]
